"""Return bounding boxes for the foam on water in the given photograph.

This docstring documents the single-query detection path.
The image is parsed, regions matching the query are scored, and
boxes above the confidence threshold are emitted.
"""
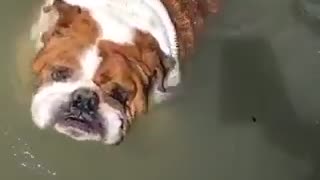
[1,127,57,177]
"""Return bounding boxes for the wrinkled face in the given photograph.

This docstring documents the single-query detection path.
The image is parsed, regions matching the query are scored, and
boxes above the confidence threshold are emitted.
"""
[31,39,168,144]
[31,45,131,145]
[30,2,168,145]
[30,5,127,144]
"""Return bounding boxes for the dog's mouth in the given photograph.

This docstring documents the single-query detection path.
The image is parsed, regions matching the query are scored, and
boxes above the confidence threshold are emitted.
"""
[61,116,104,133]
[54,110,105,140]
[53,102,128,144]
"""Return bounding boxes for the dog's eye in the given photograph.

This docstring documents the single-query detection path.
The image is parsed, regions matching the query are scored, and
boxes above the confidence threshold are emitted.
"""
[51,67,71,81]
[110,85,130,105]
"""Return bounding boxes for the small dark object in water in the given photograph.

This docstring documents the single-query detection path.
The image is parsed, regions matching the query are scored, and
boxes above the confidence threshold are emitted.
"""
[251,116,257,122]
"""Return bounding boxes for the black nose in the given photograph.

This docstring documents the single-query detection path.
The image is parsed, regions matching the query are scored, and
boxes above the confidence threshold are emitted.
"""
[71,88,99,112]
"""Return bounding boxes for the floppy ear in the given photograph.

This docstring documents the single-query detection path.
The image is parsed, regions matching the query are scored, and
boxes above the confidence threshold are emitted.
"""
[140,49,167,92]
[128,75,148,117]
[41,0,79,44]
[121,33,176,115]
[134,31,177,93]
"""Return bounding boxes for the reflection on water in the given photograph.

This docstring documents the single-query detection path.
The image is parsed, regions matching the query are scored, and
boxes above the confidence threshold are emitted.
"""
[1,0,320,179]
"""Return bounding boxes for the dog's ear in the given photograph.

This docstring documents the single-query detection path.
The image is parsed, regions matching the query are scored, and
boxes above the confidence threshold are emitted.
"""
[46,0,83,29]
[40,0,82,44]
[140,49,167,92]
[135,31,176,93]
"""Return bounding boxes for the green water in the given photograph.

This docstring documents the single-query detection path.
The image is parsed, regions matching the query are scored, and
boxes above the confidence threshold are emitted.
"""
[1,0,320,179]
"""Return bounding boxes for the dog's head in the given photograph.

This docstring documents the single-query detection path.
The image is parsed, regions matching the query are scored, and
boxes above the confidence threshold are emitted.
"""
[30,2,171,145]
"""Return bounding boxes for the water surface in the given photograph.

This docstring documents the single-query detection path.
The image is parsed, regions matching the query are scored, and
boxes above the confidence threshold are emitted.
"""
[1,0,320,179]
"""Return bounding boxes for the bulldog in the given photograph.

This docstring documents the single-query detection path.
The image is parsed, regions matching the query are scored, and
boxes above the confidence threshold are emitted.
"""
[30,0,218,145]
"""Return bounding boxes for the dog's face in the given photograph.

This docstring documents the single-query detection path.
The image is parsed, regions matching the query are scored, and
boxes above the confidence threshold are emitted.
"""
[31,45,130,145]
[30,3,169,145]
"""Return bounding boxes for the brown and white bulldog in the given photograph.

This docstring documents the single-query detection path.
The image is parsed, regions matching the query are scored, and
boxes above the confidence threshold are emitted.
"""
[30,0,218,145]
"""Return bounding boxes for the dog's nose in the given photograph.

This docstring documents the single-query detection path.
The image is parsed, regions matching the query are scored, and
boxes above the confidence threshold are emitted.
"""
[71,88,99,112]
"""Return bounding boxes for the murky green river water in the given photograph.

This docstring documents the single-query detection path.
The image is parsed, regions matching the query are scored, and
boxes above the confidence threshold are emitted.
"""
[1,0,320,179]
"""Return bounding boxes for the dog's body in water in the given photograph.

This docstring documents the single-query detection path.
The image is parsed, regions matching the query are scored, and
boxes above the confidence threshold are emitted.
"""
[29,0,218,145]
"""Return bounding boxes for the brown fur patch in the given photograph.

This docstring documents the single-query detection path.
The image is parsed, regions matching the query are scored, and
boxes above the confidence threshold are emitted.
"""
[32,0,99,84]
[95,31,169,118]
[161,0,219,59]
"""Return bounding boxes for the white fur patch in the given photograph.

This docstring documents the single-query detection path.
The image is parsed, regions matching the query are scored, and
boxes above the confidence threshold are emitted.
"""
[31,81,96,129]
[55,123,101,141]
[80,46,102,80]
[64,0,178,56]
[98,103,125,144]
